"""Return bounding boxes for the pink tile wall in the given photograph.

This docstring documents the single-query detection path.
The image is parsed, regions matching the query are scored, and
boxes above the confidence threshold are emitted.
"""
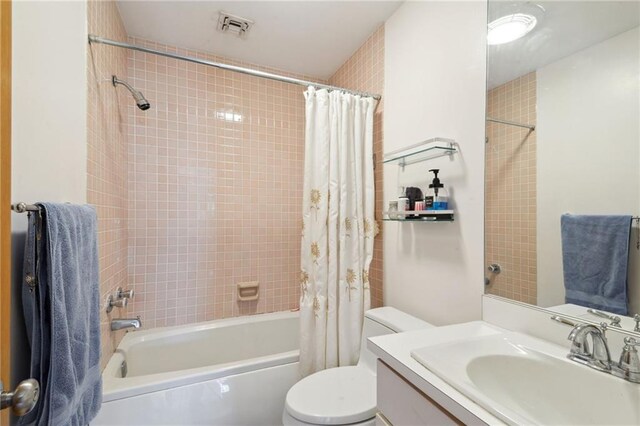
[329,26,385,308]
[87,9,387,361]
[126,38,311,328]
[86,0,131,367]
[485,72,537,304]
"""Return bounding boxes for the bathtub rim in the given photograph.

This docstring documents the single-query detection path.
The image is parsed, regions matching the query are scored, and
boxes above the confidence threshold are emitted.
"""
[102,310,300,402]
[116,309,299,348]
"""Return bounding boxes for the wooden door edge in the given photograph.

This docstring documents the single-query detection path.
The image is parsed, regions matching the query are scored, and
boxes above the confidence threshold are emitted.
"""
[1,2,12,425]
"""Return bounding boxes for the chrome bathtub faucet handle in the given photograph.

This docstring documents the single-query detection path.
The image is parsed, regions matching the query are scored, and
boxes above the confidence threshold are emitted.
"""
[105,294,128,314]
[116,287,135,299]
[487,263,501,274]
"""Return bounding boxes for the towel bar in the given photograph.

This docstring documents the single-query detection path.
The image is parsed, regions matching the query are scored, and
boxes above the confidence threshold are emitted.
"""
[11,202,40,213]
[564,213,640,250]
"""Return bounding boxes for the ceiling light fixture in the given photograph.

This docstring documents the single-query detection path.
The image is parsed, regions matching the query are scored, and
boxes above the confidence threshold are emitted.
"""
[488,13,537,45]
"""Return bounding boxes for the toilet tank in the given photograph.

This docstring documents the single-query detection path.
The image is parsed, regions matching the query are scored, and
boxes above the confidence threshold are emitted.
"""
[357,307,433,371]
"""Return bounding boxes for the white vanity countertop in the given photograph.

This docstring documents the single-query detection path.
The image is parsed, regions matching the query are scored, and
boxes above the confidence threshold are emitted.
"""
[368,321,507,426]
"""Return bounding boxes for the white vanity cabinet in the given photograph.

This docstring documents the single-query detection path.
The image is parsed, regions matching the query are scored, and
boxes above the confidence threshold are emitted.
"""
[368,322,503,425]
[376,360,464,426]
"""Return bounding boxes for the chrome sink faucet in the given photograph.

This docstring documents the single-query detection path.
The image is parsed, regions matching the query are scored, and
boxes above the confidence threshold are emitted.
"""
[552,316,640,383]
[111,316,142,331]
[567,322,612,372]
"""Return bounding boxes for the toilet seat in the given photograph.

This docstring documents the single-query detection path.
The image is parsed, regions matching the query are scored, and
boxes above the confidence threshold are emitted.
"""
[285,366,376,425]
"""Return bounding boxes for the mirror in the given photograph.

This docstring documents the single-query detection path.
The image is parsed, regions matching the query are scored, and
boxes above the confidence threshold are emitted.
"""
[484,1,640,326]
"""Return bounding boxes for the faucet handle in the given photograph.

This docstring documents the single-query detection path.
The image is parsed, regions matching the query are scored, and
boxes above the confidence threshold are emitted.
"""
[618,337,640,380]
[116,287,135,299]
[105,294,128,314]
[634,314,640,332]
[587,309,621,327]
[111,297,128,308]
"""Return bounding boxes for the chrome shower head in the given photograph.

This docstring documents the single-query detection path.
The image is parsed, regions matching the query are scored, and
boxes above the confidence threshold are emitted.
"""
[112,75,150,111]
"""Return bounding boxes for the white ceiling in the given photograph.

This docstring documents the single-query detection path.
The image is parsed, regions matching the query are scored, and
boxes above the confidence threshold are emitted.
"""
[488,1,640,89]
[116,1,402,79]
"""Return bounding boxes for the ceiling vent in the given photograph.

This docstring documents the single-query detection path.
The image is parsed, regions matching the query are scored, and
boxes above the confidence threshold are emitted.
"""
[217,11,253,39]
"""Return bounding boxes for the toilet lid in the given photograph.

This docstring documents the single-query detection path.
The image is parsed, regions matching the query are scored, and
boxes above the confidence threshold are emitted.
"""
[285,366,376,425]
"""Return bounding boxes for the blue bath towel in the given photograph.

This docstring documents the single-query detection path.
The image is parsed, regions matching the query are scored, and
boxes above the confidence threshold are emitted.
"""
[21,203,102,426]
[561,214,632,315]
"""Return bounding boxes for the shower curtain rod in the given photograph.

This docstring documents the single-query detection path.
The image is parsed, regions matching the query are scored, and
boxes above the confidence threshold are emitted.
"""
[88,35,382,101]
[486,117,536,131]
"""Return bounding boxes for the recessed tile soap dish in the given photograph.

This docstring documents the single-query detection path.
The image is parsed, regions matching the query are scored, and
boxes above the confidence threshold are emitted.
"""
[237,281,259,301]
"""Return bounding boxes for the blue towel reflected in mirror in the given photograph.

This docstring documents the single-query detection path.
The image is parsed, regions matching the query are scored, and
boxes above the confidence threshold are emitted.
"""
[561,214,632,315]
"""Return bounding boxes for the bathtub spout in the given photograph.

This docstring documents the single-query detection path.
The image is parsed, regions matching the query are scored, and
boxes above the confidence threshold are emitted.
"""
[111,316,142,331]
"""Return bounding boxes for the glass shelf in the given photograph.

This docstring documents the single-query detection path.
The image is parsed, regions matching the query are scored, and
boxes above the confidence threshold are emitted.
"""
[383,138,457,167]
[383,210,455,222]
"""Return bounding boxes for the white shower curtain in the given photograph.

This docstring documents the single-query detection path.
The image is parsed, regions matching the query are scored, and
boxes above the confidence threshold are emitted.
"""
[300,87,378,376]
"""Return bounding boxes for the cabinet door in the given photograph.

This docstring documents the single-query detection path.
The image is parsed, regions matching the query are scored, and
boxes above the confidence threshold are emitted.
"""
[376,412,393,426]
[377,360,463,426]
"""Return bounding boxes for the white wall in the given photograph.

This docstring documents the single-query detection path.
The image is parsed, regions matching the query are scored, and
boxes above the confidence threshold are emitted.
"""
[383,1,487,325]
[12,0,88,218]
[537,27,640,310]
[10,0,88,399]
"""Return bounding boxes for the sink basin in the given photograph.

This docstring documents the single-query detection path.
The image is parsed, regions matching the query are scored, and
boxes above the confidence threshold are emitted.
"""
[411,331,640,425]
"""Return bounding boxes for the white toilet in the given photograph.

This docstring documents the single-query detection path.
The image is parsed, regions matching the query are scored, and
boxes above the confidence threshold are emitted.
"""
[283,307,434,426]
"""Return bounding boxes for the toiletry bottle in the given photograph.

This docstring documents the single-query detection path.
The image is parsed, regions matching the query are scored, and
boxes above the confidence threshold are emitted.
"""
[405,187,423,218]
[388,201,399,219]
[424,173,436,210]
[426,169,449,210]
[397,187,409,212]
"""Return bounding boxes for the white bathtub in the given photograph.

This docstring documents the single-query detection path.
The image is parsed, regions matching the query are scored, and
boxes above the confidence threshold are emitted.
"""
[92,311,300,425]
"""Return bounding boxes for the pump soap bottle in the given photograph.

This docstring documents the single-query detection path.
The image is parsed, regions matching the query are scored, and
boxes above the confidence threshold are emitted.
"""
[425,169,449,210]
